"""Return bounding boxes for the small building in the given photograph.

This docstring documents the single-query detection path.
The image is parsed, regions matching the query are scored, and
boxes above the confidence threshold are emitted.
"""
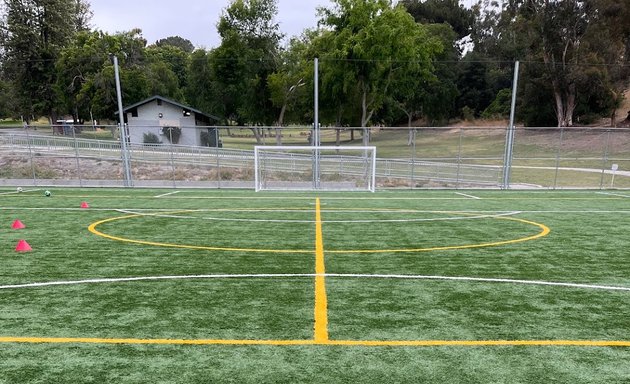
[123,95,221,146]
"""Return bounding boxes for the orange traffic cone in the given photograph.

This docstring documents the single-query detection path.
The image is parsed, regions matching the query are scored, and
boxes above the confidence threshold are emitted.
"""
[15,240,32,252]
[80,201,89,209]
[11,219,26,229]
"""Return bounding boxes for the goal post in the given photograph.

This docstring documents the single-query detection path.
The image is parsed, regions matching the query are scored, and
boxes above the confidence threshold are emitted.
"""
[254,145,376,192]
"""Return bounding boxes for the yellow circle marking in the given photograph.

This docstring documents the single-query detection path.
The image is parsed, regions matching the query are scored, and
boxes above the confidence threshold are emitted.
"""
[88,210,550,254]
[88,211,305,254]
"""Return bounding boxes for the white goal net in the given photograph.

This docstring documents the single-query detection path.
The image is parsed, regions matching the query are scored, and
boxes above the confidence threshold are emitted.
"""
[255,145,376,192]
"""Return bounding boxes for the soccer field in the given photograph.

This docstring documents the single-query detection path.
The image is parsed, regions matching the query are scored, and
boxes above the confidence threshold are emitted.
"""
[1,188,630,383]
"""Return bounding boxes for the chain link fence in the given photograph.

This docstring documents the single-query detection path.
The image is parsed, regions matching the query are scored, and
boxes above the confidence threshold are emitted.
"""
[1,124,629,189]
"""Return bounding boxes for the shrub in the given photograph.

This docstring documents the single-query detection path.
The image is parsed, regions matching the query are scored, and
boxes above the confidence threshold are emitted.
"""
[143,132,162,144]
[162,126,181,144]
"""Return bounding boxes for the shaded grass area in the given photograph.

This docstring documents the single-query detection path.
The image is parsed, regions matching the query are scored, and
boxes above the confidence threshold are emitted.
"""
[1,188,630,382]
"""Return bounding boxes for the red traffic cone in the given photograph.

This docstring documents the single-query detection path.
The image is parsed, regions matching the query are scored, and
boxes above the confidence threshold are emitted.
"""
[80,201,89,209]
[15,240,32,252]
[11,219,26,229]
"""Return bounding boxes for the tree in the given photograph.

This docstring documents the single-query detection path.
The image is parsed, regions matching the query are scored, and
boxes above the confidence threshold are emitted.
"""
[146,44,190,90]
[154,36,195,53]
[185,49,220,118]
[387,23,461,135]
[401,0,474,39]
[146,61,181,100]
[0,79,17,118]
[213,0,283,143]
[316,0,442,144]
[55,29,151,122]
[472,0,629,127]
[1,0,91,122]
[267,37,309,144]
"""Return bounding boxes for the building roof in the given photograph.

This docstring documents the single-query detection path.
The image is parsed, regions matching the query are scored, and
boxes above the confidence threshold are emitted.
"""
[123,95,220,122]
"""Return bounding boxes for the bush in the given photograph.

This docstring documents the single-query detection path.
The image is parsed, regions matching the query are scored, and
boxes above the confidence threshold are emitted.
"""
[162,126,181,144]
[482,88,512,119]
[143,132,162,144]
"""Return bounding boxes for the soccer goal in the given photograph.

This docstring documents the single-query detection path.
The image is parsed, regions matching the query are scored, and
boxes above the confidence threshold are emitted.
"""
[254,145,376,192]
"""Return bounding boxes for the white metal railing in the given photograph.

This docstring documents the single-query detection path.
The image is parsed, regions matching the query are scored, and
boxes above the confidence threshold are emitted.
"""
[0,132,503,187]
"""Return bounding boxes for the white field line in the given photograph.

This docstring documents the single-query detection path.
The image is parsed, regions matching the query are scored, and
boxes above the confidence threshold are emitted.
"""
[455,192,481,200]
[0,206,629,216]
[154,191,181,198]
[0,188,41,196]
[1,207,630,215]
[596,192,630,198]
[115,209,522,223]
[1,273,629,292]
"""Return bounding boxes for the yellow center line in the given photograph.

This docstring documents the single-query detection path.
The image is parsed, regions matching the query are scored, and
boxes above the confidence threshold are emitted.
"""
[314,197,329,343]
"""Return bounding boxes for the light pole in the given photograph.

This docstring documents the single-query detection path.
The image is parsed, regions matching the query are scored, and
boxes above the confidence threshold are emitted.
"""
[113,55,133,187]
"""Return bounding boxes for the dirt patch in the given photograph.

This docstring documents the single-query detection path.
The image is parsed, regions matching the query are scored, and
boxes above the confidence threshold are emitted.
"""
[0,154,253,181]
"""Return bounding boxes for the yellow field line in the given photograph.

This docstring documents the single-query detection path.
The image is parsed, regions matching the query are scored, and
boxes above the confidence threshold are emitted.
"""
[326,216,550,254]
[314,198,329,343]
[2,337,630,347]
[325,340,630,347]
[88,211,550,254]
[88,213,311,254]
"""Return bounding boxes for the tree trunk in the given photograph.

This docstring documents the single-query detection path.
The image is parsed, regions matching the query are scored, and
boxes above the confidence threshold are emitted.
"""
[275,102,288,145]
[360,89,375,145]
[250,127,263,144]
[336,129,341,146]
[552,81,576,127]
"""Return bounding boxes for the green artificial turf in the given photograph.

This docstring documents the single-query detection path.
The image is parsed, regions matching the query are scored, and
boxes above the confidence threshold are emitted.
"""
[1,188,630,383]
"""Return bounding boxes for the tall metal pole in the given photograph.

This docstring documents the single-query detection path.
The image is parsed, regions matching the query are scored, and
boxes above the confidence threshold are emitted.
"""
[24,122,37,185]
[71,124,83,187]
[113,56,133,187]
[169,128,176,188]
[502,60,520,189]
[313,58,320,189]
[215,127,221,189]
[411,128,416,189]
[314,58,319,146]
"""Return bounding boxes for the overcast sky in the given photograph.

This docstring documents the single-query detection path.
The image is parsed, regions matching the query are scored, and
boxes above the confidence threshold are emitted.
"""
[89,0,333,49]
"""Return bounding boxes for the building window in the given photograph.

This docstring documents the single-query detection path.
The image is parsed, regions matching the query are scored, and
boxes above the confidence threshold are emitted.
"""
[157,99,162,106]
[130,108,138,117]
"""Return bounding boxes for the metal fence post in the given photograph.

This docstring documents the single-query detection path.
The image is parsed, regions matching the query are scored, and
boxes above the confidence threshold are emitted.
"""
[411,128,416,189]
[216,127,221,189]
[24,125,37,185]
[456,127,464,188]
[71,125,83,187]
[599,129,611,190]
[169,129,176,188]
[552,126,564,190]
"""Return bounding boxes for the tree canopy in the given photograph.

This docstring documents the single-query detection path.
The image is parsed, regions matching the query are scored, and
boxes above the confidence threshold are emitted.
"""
[0,0,628,129]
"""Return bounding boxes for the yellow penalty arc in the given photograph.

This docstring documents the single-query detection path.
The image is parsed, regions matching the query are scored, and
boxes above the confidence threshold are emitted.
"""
[88,212,550,254]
